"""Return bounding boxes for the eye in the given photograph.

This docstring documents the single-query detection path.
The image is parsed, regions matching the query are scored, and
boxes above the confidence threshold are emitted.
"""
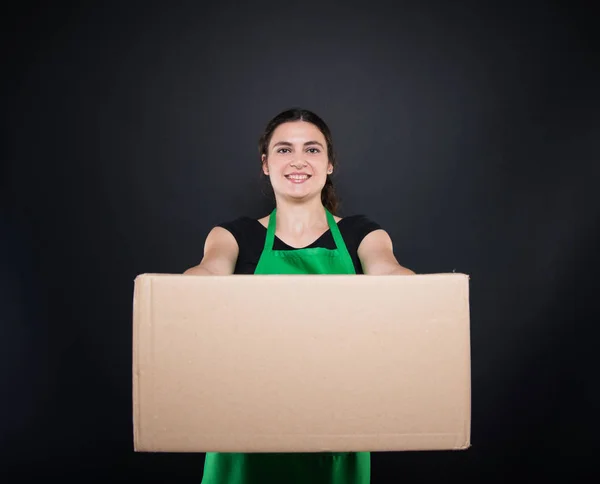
[277,148,291,153]
[306,147,321,154]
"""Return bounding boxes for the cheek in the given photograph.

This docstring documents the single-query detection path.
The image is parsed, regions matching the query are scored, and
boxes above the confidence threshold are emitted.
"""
[318,158,332,172]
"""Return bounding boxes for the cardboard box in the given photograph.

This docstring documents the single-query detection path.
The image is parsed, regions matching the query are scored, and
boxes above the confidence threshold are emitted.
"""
[132,273,471,453]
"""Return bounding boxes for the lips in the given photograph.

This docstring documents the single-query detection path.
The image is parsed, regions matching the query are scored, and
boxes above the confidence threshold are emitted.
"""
[285,174,311,180]
[284,173,312,183]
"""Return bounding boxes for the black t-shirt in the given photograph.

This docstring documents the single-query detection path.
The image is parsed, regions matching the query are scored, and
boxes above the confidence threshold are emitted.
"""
[217,215,382,274]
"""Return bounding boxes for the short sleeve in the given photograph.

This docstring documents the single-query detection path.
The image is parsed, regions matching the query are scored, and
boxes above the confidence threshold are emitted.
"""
[350,215,382,243]
[216,216,266,274]
[338,215,383,274]
[217,217,247,246]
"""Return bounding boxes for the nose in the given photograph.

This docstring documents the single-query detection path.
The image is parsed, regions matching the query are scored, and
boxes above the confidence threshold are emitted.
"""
[290,159,307,169]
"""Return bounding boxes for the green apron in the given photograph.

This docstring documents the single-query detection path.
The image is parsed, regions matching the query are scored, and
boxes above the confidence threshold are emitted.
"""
[201,207,371,484]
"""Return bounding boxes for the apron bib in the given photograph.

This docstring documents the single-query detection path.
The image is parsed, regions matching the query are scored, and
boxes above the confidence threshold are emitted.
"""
[201,207,370,484]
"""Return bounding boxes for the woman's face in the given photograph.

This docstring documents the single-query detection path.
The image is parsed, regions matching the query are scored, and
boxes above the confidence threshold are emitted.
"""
[262,121,333,203]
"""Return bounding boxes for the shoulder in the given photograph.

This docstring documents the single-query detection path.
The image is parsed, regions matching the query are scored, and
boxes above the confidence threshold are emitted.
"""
[338,214,383,235]
[336,214,384,254]
[218,216,257,233]
[216,215,265,250]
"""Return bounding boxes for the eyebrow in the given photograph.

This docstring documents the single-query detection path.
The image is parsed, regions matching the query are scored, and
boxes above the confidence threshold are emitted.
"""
[272,140,325,149]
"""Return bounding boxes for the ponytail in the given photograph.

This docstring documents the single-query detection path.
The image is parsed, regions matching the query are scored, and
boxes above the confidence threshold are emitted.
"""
[321,175,339,215]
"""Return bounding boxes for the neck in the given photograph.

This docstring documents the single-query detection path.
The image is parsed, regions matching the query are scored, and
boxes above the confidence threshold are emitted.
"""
[273,197,328,236]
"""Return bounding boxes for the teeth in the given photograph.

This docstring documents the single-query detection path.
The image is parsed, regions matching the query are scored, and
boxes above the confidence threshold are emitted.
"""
[287,175,309,180]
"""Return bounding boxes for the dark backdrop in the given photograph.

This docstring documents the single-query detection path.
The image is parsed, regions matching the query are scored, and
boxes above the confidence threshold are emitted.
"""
[2,1,598,482]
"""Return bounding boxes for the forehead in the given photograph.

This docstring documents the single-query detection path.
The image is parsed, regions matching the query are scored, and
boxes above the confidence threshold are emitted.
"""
[269,121,326,146]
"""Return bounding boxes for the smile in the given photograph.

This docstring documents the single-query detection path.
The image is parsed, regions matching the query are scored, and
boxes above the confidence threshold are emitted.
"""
[285,174,311,183]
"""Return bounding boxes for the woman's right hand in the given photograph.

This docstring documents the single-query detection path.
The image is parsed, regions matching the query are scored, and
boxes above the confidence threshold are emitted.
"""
[183,227,239,275]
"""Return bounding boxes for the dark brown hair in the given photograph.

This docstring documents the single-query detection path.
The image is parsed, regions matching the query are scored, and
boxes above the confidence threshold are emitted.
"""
[258,108,340,215]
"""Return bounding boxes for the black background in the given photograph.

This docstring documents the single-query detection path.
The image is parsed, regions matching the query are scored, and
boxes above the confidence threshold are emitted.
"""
[2,1,599,482]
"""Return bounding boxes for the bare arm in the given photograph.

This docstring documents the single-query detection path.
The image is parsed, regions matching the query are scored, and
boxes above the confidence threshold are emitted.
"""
[183,226,239,275]
[357,229,415,275]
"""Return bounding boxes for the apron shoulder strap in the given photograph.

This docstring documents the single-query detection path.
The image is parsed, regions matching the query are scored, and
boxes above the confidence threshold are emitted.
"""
[325,208,356,274]
[326,209,344,249]
[262,208,277,252]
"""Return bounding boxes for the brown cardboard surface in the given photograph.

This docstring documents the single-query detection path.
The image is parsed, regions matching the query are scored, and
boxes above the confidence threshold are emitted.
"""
[132,273,471,453]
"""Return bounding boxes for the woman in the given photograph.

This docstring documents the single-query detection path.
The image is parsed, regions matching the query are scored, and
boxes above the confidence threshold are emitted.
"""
[184,108,415,484]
